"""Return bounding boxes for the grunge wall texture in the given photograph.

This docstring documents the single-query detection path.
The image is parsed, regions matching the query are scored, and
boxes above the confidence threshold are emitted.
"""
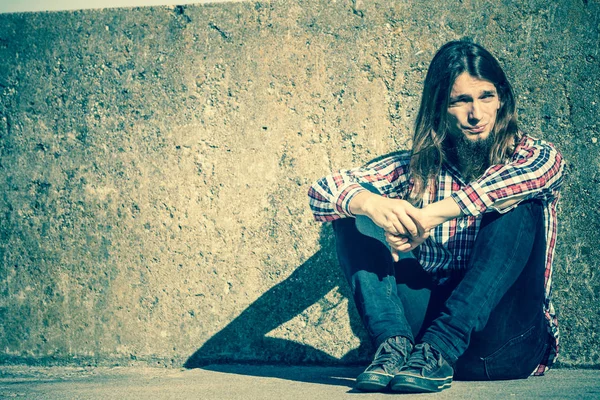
[0,0,599,368]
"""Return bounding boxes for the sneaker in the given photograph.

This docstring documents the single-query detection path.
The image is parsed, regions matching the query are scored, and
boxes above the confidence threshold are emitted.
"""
[390,342,453,393]
[355,336,412,392]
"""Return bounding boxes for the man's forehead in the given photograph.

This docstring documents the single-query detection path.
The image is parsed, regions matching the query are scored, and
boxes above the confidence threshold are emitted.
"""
[450,73,497,96]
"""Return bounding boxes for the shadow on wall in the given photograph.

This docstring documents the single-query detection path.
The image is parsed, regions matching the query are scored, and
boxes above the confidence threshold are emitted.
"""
[184,151,408,381]
[184,223,373,372]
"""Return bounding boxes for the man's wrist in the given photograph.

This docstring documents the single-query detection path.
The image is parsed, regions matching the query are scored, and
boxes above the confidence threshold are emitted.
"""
[420,207,444,232]
[349,190,377,217]
[422,197,463,230]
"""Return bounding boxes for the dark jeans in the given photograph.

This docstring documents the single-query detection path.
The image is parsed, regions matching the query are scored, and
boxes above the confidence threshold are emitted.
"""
[332,200,549,380]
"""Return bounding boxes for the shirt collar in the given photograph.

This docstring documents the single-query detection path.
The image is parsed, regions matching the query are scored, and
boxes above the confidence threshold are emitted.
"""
[442,160,468,186]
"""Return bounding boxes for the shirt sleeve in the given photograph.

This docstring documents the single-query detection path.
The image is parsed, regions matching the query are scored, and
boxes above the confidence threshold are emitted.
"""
[308,153,411,222]
[451,138,565,216]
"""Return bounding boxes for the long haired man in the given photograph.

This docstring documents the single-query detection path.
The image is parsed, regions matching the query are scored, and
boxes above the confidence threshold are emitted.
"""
[308,40,565,393]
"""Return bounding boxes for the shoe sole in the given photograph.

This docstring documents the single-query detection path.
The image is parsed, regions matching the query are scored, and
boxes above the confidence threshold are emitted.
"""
[390,374,452,393]
[355,372,393,392]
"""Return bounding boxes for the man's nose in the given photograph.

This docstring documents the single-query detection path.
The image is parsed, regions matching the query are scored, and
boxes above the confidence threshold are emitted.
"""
[468,101,483,122]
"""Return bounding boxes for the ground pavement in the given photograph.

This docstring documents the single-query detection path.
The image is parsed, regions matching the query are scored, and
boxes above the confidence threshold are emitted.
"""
[0,365,599,399]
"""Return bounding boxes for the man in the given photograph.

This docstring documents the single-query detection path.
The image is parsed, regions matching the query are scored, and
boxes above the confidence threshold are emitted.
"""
[308,40,565,393]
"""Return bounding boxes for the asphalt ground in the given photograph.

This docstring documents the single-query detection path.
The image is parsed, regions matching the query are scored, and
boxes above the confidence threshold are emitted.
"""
[0,365,599,399]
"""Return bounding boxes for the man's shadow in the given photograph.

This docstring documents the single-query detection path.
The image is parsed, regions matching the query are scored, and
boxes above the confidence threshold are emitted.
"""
[184,223,373,387]
[185,151,407,386]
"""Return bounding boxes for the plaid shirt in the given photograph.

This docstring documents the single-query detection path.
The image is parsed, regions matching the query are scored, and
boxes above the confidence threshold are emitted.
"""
[308,134,565,375]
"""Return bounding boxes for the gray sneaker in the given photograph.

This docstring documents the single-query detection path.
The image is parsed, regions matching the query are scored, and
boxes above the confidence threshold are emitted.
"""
[355,336,412,392]
[390,342,454,393]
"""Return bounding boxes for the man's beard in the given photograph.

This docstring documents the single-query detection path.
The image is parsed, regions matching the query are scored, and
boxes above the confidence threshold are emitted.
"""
[446,131,495,183]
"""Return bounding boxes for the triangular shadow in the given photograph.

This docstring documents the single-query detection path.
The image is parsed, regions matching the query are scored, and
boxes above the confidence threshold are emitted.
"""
[184,223,373,386]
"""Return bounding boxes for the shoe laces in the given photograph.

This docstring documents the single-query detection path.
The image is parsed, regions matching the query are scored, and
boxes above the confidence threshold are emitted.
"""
[367,337,410,374]
[405,343,442,372]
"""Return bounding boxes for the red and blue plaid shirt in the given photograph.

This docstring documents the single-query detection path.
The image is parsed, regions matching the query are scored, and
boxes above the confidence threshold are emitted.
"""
[308,134,565,375]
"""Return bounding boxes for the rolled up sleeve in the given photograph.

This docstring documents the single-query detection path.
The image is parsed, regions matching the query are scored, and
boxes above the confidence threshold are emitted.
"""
[308,153,412,222]
[451,139,565,217]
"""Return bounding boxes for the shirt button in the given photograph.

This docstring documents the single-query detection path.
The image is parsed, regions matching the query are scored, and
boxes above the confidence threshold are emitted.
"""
[456,256,462,261]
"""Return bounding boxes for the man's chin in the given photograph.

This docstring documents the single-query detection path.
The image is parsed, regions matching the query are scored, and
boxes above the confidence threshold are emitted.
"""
[450,129,495,182]
[462,130,491,142]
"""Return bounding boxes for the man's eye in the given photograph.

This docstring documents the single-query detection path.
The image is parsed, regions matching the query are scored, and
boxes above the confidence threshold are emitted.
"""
[481,94,496,101]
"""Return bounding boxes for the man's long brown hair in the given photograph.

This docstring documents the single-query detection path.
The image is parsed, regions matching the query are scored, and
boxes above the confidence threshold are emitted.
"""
[409,40,519,203]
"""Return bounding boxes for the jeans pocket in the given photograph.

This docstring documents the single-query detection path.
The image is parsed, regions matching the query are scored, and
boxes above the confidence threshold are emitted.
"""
[483,323,547,380]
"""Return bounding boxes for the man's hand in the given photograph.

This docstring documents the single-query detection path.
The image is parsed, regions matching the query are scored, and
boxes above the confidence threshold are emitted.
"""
[384,206,430,260]
[350,191,430,261]
[361,195,420,238]
[350,191,463,262]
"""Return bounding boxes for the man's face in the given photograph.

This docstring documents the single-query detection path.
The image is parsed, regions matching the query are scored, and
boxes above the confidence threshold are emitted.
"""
[446,72,500,142]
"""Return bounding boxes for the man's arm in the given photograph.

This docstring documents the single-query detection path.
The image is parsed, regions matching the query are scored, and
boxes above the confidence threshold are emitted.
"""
[418,196,463,231]
[386,138,564,259]
[451,138,565,217]
[308,153,411,222]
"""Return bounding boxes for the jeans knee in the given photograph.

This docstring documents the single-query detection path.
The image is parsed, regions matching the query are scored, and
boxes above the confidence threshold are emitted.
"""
[517,199,543,220]
[481,199,543,231]
[332,217,357,236]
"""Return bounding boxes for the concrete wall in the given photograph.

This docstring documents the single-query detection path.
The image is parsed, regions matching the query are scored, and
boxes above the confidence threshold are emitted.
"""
[0,0,598,368]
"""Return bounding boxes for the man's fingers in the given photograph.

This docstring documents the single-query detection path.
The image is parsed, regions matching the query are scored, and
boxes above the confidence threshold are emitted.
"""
[382,219,406,236]
[390,242,412,259]
[385,233,408,248]
[404,206,428,237]
[396,211,419,238]
[386,230,424,253]
[396,242,413,252]
[376,199,423,239]
[385,231,407,242]
[386,234,411,257]
[391,219,407,236]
